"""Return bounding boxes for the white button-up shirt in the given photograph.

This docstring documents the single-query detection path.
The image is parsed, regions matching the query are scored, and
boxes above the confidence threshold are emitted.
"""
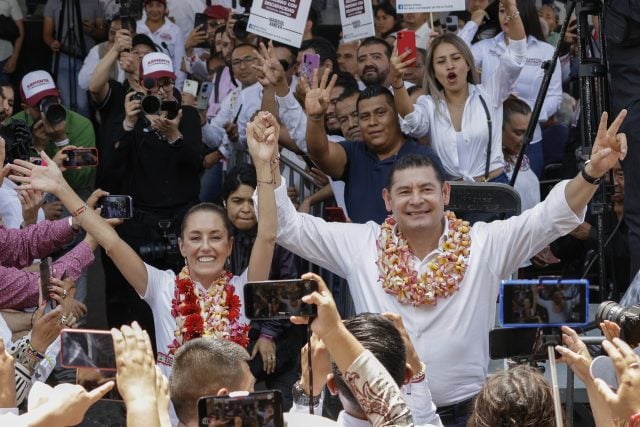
[260,178,584,406]
[471,32,563,144]
[400,39,526,180]
[136,18,186,87]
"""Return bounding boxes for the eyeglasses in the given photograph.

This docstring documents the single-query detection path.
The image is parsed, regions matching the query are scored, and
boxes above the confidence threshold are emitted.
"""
[231,56,257,67]
[145,77,174,89]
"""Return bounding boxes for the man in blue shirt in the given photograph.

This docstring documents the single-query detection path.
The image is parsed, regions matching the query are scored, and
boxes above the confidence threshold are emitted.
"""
[305,74,441,223]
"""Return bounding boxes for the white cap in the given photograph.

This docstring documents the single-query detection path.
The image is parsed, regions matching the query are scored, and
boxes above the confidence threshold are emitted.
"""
[141,52,176,81]
[20,70,60,107]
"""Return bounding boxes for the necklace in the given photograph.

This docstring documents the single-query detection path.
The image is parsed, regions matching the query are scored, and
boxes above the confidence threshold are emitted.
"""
[169,266,250,354]
[376,211,471,306]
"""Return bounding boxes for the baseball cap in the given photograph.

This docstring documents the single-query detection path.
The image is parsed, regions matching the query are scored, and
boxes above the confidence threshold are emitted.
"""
[144,0,166,5]
[20,70,60,108]
[204,5,229,20]
[132,34,158,52]
[141,52,176,80]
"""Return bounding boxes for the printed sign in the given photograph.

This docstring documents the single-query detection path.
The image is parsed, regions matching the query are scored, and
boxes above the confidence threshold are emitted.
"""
[396,0,465,13]
[339,0,375,42]
[247,0,311,48]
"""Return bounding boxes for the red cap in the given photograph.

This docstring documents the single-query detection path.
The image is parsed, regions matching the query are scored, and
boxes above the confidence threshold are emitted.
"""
[204,5,229,20]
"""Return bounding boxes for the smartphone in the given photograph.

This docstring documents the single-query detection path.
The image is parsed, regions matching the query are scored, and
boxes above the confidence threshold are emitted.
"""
[243,279,318,320]
[396,30,417,64]
[60,329,116,371]
[39,257,55,309]
[76,368,122,401]
[183,79,199,97]
[96,195,133,220]
[197,390,284,427]
[29,157,47,167]
[324,207,347,222]
[194,13,209,48]
[445,15,459,33]
[300,52,320,85]
[489,327,561,361]
[197,82,213,110]
[300,154,316,170]
[62,148,99,168]
[499,279,590,328]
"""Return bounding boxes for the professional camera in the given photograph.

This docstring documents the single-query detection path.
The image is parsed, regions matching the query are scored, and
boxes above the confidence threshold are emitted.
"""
[595,301,640,346]
[139,220,180,262]
[116,0,143,25]
[39,96,67,125]
[232,0,253,39]
[0,120,32,164]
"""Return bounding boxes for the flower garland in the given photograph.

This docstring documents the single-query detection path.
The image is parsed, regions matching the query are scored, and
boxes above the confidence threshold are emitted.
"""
[169,266,250,354]
[376,211,471,306]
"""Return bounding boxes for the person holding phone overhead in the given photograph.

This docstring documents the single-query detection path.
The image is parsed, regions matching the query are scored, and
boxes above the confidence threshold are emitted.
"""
[391,0,526,183]
[9,111,279,382]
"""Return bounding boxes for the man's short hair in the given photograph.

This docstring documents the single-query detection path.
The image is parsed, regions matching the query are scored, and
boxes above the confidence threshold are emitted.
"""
[170,338,250,425]
[272,41,299,64]
[232,43,259,55]
[386,153,446,188]
[358,37,392,59]
[356,84,395,113]
[332,314,406,407]
[300,37,338,73]
[336,85,361,104]
[333,71,359,92]
[503,95,532,127]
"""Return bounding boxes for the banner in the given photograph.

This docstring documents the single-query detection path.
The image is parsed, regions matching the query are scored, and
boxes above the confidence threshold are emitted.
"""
[339,0,375,42]
[247,0,311,48]
[396,0,465,14]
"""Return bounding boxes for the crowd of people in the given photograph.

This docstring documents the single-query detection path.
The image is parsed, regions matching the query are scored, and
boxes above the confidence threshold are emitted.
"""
[0,0,639,425]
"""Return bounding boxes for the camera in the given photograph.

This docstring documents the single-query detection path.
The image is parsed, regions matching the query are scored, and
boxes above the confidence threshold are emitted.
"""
[595,301,640,346]
[232,0,253,40]
[39,96,67,125]
[0,120,32,164]
[139,220,179,262]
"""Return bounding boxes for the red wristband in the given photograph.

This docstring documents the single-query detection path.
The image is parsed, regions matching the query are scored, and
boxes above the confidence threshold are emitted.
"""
[71,204,88,217]
[630,413,640,427]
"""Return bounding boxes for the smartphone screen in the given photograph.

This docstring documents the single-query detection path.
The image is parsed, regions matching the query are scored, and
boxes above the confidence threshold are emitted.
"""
[243,279,318,320]
[197,82,213,110]
[62,148,99,168]
[445,16,459,33]
[489,327,561,361]
[324,207,347,222]
[60,329,116,371]
[194,13,209,48]
[198,390,284,427]
[96,195,133,220]
[300,53,320,84]
[396,30,417,64]
[499,280,589,328]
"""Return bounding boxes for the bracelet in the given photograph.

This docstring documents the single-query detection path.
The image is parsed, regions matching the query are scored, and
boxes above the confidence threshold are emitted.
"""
[122,119,135,132]
[260,333,275,342]
[257,173,275,185]
[630,413,640,427]
[72,204,88,218]
[392,82,405,90]
[26,343,45,361]
[410,361,426,383]
[54,138,70,147]
[308,114,324,122]
[167,132,183,146]
[505,9,520,22]
[581,160,602,185]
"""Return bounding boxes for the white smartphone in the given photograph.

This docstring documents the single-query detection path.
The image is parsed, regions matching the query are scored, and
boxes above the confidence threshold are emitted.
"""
[183,79,199,97]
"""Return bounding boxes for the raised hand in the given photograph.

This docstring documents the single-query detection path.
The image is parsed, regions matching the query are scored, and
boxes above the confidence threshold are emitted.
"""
[587,110,628,178]
[290,272,341,341]
[113,29,132,53]
[18,189,44,226]
[253,41,286,88]
[112,322,158,404]
[303,67,337,119]
[390,46,415,88]
[9,152,66,195]
[247,111,280,165]
[554,325,593,384]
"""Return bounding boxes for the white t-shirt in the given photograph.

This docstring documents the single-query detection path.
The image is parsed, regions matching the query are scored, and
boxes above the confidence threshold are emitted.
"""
[141,264,248,380]
[0,0,22,61]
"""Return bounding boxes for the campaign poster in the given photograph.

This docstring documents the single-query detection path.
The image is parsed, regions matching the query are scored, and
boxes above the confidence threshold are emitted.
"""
[396,0,465,13]
[247,0,311,48]
[339,0,375,42]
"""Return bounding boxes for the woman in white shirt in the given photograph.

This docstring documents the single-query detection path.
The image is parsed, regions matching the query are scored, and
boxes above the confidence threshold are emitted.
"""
[464,0,563,178]
[392,0,526,182]
[11,112,279,380]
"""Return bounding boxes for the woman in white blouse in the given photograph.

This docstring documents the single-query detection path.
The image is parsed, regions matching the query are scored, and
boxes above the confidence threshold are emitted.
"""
[392,0,526,182]
[463,0,563,178]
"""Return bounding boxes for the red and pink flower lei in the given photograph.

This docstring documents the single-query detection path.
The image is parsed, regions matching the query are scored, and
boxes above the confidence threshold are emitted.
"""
[376,211,471,306]
[169,266,250,354]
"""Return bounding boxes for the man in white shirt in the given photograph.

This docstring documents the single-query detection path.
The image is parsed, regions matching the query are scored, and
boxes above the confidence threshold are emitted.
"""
[256,107,628,425]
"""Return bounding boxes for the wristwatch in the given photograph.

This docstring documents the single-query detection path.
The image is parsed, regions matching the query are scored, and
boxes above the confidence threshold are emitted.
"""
[292,380,322,407]
[581,160,602,185]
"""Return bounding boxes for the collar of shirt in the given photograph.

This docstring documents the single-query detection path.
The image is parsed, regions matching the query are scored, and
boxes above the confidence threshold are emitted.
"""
[390,214,450,265]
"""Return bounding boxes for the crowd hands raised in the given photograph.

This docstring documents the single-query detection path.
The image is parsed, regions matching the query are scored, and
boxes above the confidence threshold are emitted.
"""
[0,0,639,425]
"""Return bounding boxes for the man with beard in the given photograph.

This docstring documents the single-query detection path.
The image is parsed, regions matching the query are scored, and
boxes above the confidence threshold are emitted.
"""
[356,37,412,91]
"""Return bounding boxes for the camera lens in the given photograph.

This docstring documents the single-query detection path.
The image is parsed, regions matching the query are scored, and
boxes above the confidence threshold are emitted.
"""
[42,102,67,125]
[141,95,161,115]
[139,242,167,261]
[595,301,626,324]
[232,17,249,40]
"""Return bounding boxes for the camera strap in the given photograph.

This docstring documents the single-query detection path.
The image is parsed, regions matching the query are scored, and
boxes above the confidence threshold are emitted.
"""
[73,0,87,59]
[478,93,492,181]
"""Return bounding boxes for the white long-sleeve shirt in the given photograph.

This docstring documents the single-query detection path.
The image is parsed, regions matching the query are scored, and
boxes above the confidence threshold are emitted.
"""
[258,178,584,407]
[470,31,563,145]
[78,43,124,90]
[400,38,526,180]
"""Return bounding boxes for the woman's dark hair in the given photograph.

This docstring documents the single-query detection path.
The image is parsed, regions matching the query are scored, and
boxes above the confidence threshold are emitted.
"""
[515,0,546,42]
[386,154,446,189]
[374,2,402,38]
[467,365,557,427]
[180,203,233,238]
[503,95,532,128]
[221,163,257,202]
